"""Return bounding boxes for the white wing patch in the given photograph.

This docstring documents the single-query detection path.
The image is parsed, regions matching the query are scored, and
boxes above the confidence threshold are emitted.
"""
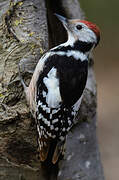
[43,67,62,108]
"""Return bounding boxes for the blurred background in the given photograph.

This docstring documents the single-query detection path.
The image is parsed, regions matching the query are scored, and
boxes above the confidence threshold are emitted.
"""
[80,0,119,179]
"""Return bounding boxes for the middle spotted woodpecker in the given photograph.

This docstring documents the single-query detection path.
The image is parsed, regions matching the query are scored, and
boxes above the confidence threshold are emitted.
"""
[20,14,100,164]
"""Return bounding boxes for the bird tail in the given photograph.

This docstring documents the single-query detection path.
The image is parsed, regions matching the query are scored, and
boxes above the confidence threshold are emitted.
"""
[38,137,65,164]
[52,140,65,164]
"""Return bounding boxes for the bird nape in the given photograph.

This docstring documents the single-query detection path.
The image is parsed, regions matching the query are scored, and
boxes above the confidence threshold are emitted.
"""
[20,14,100,164]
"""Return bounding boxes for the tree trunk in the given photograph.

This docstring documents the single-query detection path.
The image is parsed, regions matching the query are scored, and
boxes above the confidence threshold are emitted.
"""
[0,0,104,180]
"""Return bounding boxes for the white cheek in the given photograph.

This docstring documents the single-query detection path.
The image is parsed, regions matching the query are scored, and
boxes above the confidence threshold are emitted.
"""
[78,29,96,43]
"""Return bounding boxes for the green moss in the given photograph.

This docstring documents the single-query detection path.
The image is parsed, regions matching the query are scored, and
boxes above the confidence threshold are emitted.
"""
[14,18,23,26]
[39,47,44,54]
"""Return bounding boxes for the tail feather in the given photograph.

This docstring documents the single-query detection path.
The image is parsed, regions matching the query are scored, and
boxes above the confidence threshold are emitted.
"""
[38,137,65,164]
[52,141,65,164]
[38,137,50,162]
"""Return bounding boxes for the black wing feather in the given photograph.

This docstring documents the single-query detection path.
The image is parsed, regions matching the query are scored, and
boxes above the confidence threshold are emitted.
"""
[44,54,88,107]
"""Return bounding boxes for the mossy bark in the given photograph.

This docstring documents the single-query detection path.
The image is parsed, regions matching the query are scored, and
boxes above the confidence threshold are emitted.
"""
[0,0,104,180]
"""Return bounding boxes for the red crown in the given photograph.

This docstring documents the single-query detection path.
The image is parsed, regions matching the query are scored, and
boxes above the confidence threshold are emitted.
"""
[80,20,100,38]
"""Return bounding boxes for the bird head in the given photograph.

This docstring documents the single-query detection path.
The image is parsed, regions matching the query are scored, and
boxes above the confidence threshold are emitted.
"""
[55,14,100,48]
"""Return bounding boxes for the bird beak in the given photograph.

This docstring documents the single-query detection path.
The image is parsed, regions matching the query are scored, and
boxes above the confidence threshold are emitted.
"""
[55,14,68,28]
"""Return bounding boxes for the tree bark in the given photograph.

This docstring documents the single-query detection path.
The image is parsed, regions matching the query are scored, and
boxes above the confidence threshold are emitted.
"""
[0,0,104,180]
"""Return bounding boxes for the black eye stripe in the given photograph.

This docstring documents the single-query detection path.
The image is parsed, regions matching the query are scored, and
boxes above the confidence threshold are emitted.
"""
[76,25,82,30]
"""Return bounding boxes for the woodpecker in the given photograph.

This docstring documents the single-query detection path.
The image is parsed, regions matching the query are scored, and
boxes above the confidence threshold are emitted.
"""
[20,14,100,164]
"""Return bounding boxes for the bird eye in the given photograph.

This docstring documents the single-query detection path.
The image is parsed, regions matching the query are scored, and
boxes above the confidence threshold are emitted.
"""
[76,25,82,30]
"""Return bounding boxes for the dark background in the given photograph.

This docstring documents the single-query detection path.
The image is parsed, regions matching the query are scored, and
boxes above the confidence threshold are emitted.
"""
[80,0,119,180]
